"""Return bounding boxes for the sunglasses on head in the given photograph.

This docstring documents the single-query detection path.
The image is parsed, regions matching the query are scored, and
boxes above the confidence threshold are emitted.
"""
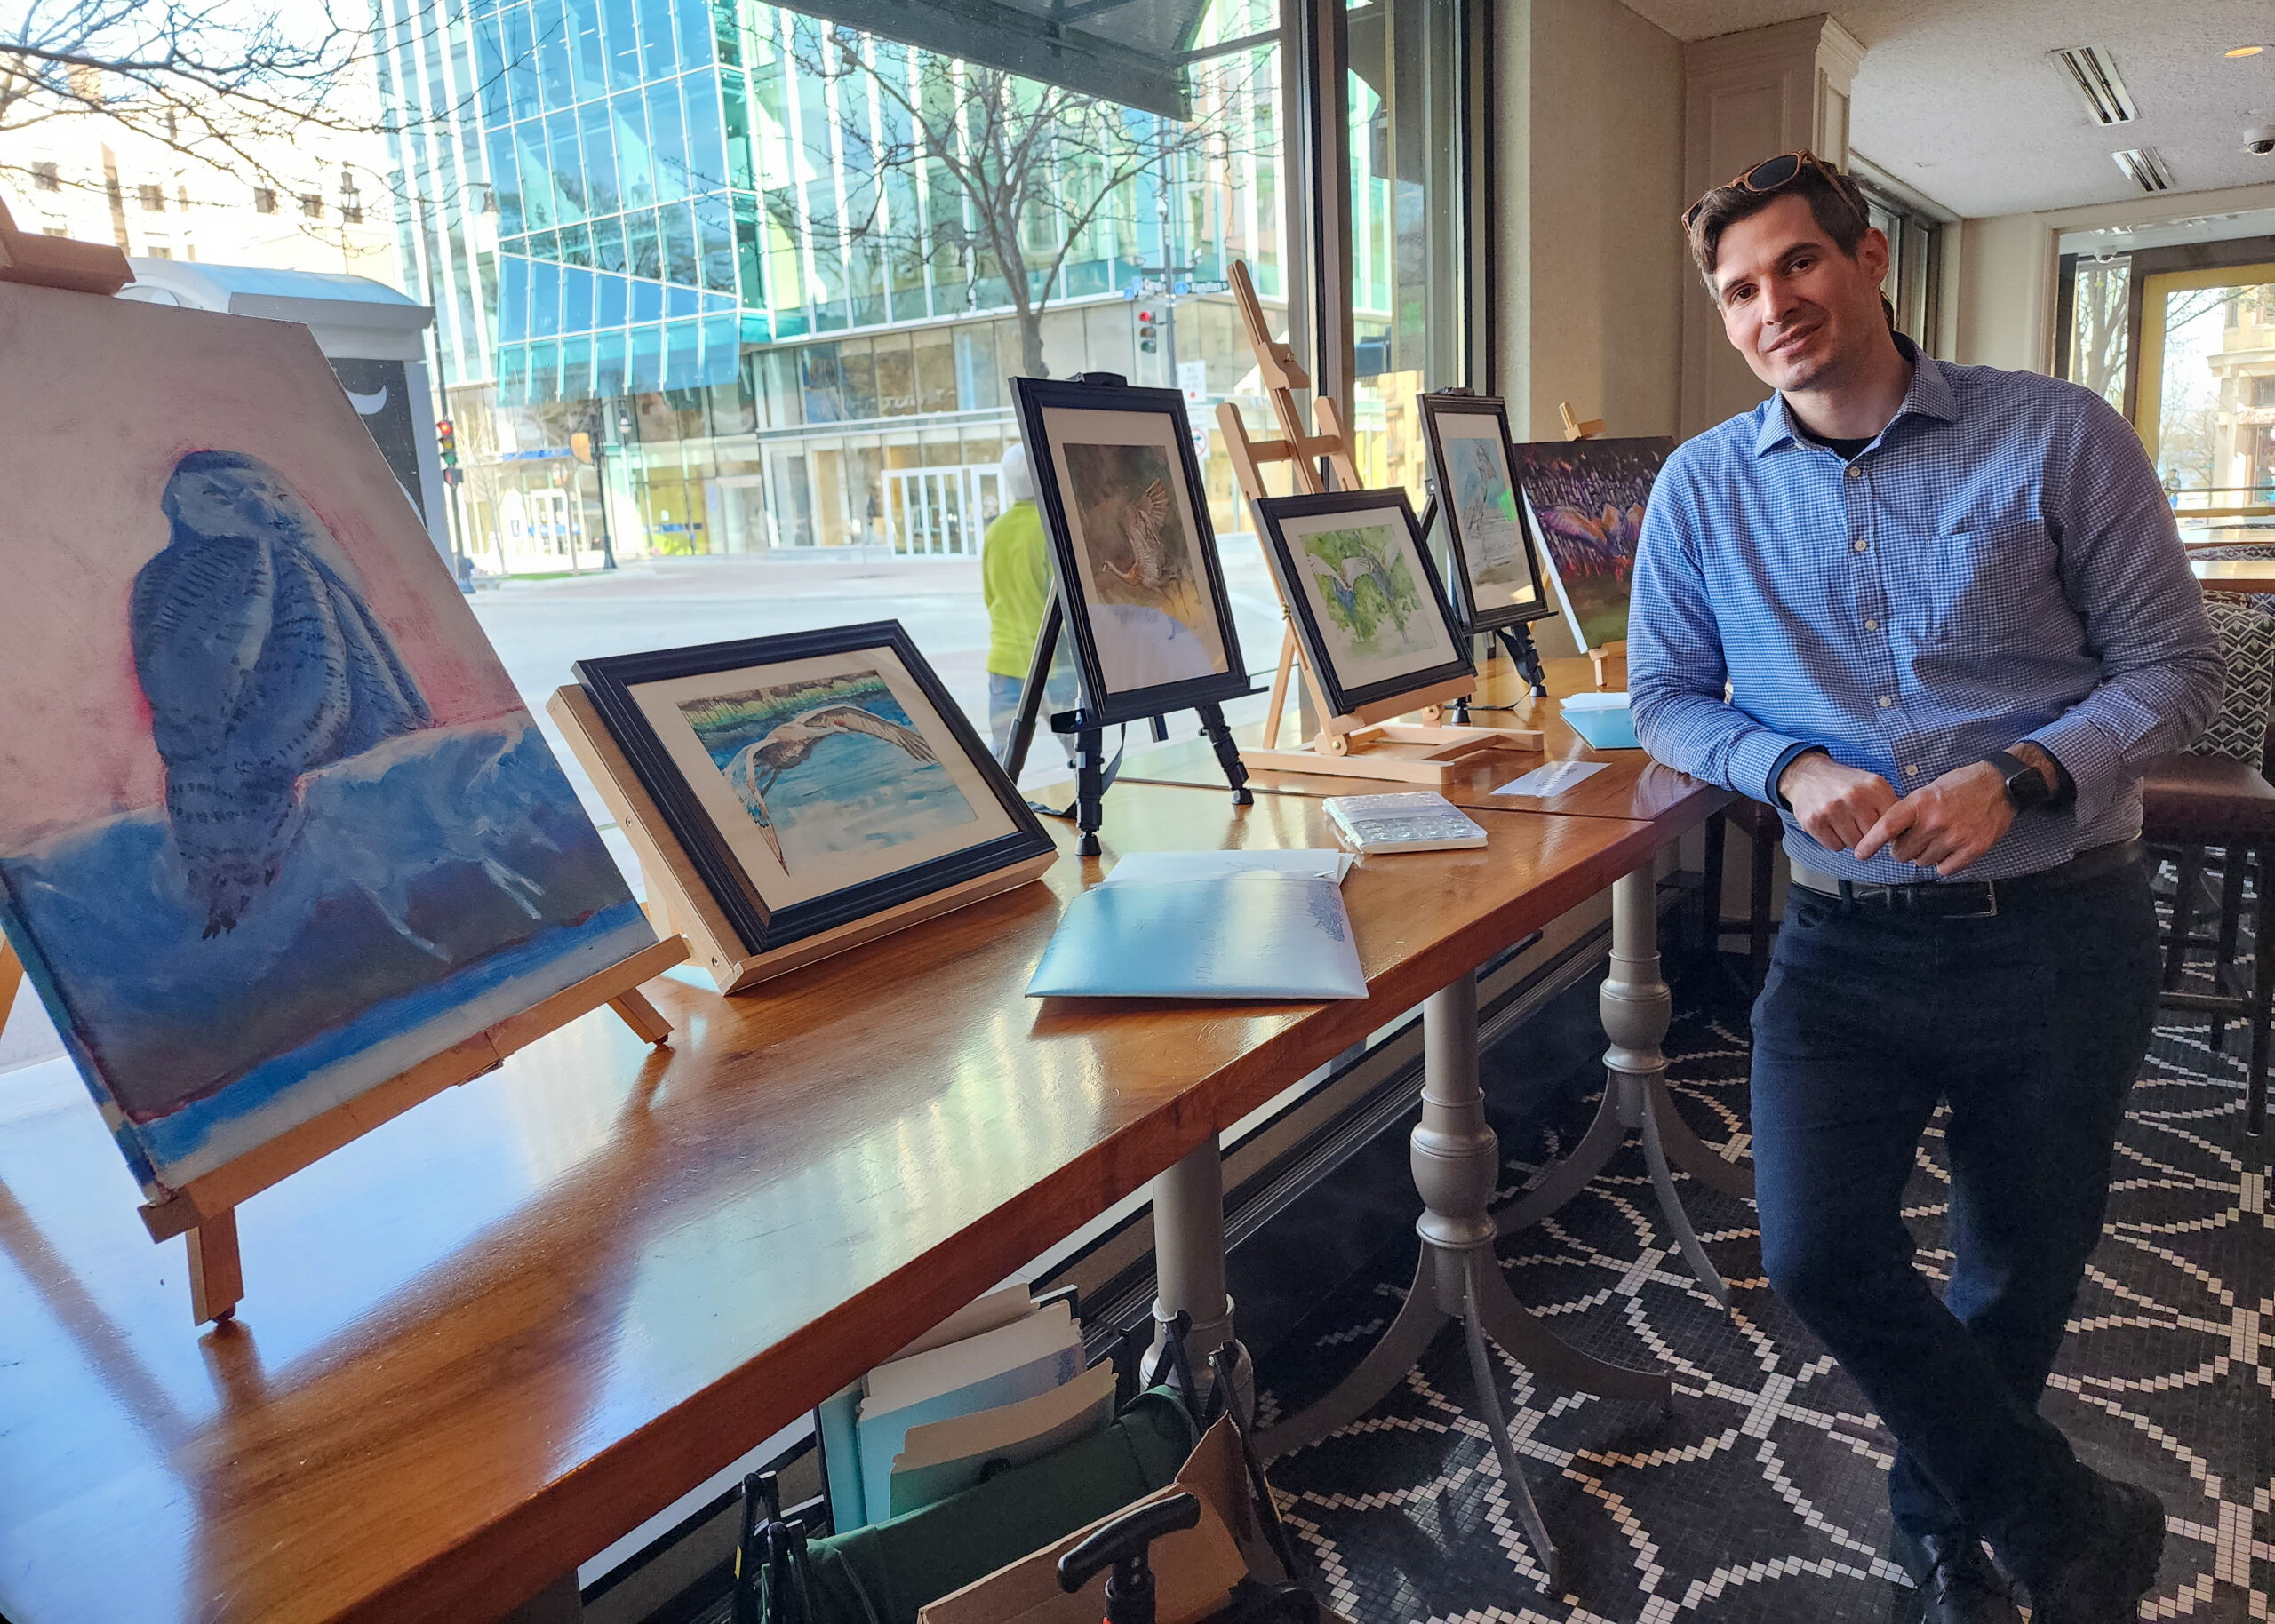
[1681,149,1850,230]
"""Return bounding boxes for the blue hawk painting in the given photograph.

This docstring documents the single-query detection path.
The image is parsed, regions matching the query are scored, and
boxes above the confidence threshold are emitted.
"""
[0,288,653,1198]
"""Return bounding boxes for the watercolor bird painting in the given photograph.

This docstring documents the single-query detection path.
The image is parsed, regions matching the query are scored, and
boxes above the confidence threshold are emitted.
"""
[722,704,942,868]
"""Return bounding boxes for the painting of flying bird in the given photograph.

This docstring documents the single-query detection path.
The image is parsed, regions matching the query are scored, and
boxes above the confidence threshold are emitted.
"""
[573,624,1055,966]
[681,672,977,873]
[1506,435,1672,653]
[0,287,651,1199]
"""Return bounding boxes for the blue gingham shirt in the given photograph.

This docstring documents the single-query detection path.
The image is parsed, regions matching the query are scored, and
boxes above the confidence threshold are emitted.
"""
[1629,338,2222,883]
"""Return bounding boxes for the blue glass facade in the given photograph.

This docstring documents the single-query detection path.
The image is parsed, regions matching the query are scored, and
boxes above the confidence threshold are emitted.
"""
[375,0,1298,567]
[472,0,755,403]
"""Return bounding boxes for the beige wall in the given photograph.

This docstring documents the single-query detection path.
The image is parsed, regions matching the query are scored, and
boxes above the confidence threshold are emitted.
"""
[1496,0,1687,446]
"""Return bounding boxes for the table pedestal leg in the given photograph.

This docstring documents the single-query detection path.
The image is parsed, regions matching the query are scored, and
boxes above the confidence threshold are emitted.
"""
[1144,1134,1251,1416]
[1498,867,1752,1305]
[1257,976,1670,1583]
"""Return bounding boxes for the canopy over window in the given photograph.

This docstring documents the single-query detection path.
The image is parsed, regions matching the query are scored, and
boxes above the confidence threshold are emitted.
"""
[800,0,1215,118]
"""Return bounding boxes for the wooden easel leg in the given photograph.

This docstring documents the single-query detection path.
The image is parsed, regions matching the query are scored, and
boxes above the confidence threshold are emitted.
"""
[188,1208,243,1326]
[607,990,673,1047]
[1264,625,1296,748]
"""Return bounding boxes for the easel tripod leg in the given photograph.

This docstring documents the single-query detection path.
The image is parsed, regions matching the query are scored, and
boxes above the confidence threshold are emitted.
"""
[1075,725,1105,858]
[1196,702,1251,807]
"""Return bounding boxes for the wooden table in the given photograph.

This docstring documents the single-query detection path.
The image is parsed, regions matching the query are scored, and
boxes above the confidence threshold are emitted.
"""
[0,781,1701,1624]
[2191,556,2275,593]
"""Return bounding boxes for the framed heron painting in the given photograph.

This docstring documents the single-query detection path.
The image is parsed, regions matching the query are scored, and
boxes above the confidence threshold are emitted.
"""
[1011,377,1249,728]
[0,282,655,1205]
[572,625,1055,957]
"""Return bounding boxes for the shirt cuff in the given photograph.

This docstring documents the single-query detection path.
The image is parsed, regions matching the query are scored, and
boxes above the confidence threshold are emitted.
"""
[1765,742,1822,810]
[1727,728,1814,808]
[2023,712,2122,828]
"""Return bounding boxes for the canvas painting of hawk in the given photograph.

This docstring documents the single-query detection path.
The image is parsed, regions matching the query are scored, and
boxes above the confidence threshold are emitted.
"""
[0,285,652,1199]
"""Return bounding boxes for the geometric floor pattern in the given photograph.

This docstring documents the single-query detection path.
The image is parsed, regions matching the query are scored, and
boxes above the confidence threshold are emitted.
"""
[1253,969,2273,1623]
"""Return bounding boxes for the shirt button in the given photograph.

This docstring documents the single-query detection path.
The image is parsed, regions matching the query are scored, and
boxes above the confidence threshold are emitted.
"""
[1879,696,1893,708]
[1865,618,1880,630]
[1852,538,1868,552]
[1846,465,1863,482]
[1905,764,1921,776]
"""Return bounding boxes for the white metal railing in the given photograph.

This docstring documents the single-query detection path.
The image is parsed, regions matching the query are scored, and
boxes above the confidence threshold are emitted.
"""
[887,465,1002,557]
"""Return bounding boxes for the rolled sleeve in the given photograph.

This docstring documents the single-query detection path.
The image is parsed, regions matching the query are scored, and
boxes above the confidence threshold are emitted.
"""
[1628,464,1810,804]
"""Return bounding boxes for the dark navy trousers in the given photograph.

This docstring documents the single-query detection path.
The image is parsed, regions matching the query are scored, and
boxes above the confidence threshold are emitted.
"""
[1747,858,2159,1554]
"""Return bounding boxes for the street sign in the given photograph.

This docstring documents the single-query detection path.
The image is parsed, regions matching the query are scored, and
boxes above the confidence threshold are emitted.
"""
[1192,425,1210,460]
[1178,359,1209,403]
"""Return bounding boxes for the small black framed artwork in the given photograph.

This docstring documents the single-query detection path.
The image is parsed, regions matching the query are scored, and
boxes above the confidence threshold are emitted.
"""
[1012,377,1249,727]
[1417,392,1555,635]
[573,622,1055,956]
[1251,488,1475,719]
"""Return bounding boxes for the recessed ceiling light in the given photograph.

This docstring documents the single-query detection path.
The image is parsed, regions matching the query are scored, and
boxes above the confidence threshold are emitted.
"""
[2229,45,2265,58]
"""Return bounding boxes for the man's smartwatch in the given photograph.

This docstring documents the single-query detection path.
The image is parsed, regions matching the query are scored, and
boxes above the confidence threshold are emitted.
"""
[1985,750,2053,812]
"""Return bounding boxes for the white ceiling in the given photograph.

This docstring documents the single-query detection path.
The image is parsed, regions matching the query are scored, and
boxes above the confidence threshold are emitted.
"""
[1617,0,2275,219]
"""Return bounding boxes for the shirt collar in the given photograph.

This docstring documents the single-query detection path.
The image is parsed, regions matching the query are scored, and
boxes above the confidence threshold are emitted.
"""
[1752,333,1957,458]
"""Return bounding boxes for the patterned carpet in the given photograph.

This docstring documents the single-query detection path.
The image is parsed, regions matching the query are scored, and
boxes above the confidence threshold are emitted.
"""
[1254,960,2272,1623]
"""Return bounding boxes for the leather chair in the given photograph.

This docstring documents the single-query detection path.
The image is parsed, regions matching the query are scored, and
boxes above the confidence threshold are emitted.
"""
[2142,595,2275,1146]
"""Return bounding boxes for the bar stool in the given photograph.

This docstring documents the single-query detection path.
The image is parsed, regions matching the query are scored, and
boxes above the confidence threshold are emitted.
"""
[1699,799,1782,995]
[2142,594,2275,1147]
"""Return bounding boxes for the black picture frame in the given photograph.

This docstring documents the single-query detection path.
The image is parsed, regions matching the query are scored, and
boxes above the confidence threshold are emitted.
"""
[1012,376,1249,728]
[1250,488,1475,719]
[574,621,1055,957]
[1417,391,1556,635]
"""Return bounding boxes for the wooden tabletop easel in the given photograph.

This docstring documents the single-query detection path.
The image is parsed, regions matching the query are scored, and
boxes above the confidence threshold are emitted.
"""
[1554,402,1627,689]
[1215,262,1537,784]
[0,206,690,1325]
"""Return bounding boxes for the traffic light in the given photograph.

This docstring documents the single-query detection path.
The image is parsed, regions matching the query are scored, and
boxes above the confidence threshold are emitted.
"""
[1137,308,1159,354]
[436,418,463,487]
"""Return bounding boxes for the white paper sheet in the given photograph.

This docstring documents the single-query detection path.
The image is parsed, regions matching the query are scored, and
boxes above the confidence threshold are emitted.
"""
[1099,848,1353,887]
[1492,759,1608,798]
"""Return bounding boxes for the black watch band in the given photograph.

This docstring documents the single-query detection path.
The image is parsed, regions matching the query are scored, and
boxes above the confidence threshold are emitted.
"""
[1985,750,2052,811]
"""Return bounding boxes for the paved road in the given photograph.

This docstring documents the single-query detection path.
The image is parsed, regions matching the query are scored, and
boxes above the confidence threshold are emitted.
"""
[473,548,1289,816]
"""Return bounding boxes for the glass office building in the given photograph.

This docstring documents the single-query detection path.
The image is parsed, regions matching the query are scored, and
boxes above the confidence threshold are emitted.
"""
[371,0,1313,571]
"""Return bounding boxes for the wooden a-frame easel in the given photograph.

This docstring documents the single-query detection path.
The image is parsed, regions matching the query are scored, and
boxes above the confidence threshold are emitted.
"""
[1217,262,1537,784]
[0,203,690,1325]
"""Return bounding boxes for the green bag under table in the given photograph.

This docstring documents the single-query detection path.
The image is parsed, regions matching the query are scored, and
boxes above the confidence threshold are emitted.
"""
[755,1388,1201,1624]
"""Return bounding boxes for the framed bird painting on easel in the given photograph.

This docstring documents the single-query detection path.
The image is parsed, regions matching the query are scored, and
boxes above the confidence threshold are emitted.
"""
[567,623,1056,986]
[1012,377,1248,728]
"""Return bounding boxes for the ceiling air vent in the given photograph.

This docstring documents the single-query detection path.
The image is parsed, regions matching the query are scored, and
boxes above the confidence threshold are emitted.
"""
[2050,46,2137,125]
[2112,147,2175,194]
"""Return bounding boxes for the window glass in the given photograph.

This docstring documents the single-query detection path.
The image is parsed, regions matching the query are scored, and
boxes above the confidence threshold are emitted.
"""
[2065,255,2129,410]
[2135,267,2275,520]
[389,0,1349,784]
[1346,0,1467,506]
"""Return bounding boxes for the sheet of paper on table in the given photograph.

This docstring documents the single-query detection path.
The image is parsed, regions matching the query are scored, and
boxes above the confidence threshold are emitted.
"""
[1027,874,1367,999]
[1100,848,1353,887]
[1494,759,1608,799]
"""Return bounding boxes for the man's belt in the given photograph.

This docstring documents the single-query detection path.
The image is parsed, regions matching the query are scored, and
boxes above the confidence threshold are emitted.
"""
[1786,837,2145,919]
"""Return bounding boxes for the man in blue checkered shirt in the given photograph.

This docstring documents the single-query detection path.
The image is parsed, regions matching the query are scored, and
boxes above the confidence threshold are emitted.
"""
[1630,154,2221,1624]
